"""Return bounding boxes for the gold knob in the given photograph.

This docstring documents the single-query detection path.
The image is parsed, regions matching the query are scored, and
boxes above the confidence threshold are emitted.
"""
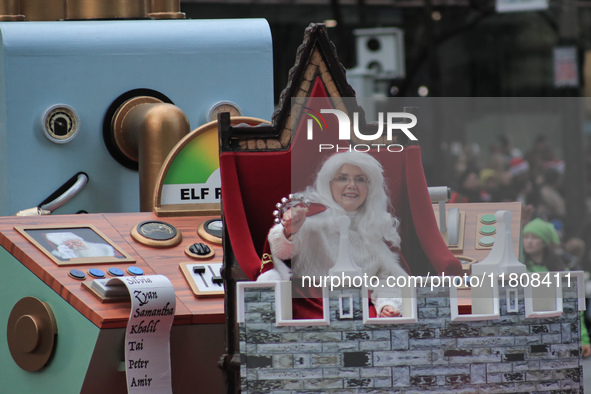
[7,297,57,372]
[15,315,41,353]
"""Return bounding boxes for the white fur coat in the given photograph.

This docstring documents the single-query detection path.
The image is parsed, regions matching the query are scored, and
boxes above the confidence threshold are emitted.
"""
[258,210,408,314]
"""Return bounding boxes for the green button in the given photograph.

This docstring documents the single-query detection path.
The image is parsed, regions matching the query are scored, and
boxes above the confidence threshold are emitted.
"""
[481,214,496,224]
[479,236,495,247]
[480,225,496,235]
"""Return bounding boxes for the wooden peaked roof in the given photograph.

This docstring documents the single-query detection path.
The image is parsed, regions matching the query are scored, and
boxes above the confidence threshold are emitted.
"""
[219,23,366,152]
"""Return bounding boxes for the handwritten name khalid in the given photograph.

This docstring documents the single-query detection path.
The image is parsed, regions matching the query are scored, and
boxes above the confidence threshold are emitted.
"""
[129,319,160,334]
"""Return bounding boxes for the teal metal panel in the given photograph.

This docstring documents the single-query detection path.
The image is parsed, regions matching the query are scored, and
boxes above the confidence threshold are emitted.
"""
[0,246,100,393]
[0,29,7,216]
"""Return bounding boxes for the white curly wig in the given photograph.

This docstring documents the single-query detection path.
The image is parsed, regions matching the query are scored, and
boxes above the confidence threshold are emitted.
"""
[303,151,401,248]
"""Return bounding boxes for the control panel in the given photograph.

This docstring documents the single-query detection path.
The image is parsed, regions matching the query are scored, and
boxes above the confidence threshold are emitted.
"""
[433,201,523,274]
[0,212,227,393]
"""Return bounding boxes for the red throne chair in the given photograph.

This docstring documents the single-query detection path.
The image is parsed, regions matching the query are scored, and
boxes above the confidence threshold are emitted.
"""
[216,23,461,391]
[220,144,461,281]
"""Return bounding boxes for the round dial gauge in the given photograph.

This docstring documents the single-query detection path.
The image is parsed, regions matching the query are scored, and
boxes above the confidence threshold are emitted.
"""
[41,104,80,144]
[131,220,182,248]
[197,218,223,245]
[137,220,178,240]
[206,219,223,234]
[208,101,243,122]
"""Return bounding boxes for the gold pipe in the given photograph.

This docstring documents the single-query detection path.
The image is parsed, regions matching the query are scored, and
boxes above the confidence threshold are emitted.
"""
[148,0,185,19]
[65,0,147,20]
[20,0,65,21]
[0,0,19,14]
[0,0,24,21]
[112,97,190,212]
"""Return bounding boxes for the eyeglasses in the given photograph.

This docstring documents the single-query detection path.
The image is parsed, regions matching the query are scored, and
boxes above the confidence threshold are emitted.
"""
[331,175,369,185]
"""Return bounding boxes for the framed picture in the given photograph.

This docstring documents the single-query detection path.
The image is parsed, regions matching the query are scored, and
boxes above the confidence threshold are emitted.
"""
[15,224,135,266]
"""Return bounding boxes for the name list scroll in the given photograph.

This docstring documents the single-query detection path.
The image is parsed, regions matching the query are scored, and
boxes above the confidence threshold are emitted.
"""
[105,275,176,393]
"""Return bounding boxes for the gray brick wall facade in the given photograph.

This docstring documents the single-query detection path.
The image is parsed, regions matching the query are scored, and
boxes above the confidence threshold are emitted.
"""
[239,278,583,393]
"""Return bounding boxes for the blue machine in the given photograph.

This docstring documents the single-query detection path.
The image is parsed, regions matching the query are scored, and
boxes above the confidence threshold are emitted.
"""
[0,19,273,215]
[0,17,274,393]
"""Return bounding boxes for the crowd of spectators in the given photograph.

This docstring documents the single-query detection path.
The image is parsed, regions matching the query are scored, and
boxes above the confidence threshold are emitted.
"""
[449,134,566,223]
[448,134,572,239]
[445,133,591,348]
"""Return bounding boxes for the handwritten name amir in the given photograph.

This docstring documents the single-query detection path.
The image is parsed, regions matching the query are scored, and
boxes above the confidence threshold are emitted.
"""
[130,375,152,387]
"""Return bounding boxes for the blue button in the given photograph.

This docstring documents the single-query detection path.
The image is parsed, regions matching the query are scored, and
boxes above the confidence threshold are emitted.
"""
[108,267,125,277]
[69,269,86,280]
[127,267,144,276]
[88,268,106,278]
